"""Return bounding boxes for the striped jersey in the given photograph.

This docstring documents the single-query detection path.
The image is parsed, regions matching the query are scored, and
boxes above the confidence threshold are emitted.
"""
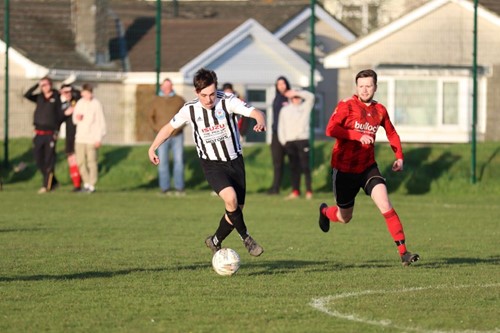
[170,91,254,161]
[326,95,403,174]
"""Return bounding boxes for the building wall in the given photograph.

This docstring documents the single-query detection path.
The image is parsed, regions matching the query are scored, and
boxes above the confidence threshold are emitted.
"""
[337,2,500,142]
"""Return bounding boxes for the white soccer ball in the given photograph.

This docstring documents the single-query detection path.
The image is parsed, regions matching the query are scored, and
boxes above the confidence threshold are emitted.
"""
[212,248,240,276]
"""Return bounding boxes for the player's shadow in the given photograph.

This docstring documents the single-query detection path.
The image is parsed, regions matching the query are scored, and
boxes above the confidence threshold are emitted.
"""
[241,259,394,276]
[0,267,171,283]
[417,255,499,269]
[0,227,46,233]
[384,147,461,195]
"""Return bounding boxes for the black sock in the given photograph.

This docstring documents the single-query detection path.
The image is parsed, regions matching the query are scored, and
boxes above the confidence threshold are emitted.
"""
[226,207,248,240]
[213,214,234,246]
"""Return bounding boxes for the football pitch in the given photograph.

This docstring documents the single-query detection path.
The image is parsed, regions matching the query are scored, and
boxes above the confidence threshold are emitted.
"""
[0,190,498,333]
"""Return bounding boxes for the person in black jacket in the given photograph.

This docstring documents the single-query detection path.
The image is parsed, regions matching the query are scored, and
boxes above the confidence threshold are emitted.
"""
[267,76,291,195]
[24,76,63,193]
[59,84,82,192]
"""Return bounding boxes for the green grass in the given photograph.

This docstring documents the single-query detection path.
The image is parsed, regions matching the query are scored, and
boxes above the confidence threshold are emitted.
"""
[0,139,499,332]
[0,191,498,332]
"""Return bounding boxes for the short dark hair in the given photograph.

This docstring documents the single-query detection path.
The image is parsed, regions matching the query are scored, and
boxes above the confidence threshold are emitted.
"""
[222,83,233,91]
[40,76,53,86]
[60,83,72,91]
[193,68,217,92]
[355,69,377,85]
[82,83,93,92]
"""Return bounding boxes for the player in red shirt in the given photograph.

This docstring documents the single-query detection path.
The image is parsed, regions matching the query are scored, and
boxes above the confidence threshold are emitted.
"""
[319,69,419,266]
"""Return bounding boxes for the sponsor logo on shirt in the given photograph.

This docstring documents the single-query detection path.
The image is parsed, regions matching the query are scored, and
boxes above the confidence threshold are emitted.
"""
[354,121,378,133]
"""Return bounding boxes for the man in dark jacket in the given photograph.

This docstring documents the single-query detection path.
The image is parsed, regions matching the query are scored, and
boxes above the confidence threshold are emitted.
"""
[24,76,64,193]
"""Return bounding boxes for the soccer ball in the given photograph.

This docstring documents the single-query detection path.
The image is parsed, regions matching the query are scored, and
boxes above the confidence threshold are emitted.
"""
[212,248,240,276]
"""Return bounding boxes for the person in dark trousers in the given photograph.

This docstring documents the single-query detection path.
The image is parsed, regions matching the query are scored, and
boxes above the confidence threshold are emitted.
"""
[24,76,63,194]
[318,69,420,266]
[148,68,266,257]
[59,84,82,192]
[267,76,291,195]
[278,89,315,200]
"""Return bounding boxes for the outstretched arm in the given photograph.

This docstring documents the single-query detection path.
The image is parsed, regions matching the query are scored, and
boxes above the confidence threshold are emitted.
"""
[148,122,176,165]
[249,109,266,132]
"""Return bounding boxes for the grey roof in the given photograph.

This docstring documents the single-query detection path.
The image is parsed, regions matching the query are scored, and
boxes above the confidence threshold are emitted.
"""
[2,0,496,73]
[0,0,310,72]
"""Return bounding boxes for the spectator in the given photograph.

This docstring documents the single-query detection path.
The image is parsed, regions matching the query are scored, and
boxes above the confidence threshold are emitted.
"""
[59,84,82,192]
[267,76,291,195]
[72,83,106,193]
[147,78,186,195]
[278,89,315,200]
[24,76,63,193]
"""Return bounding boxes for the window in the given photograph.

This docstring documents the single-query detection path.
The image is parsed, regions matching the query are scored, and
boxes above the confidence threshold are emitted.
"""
[245,88,267,143]
[443,82,459,125]
[377,76,463,128]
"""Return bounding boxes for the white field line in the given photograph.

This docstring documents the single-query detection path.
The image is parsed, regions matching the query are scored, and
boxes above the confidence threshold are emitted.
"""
[310,283,500,333]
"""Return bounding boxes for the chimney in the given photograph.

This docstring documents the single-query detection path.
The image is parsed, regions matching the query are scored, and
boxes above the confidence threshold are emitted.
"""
[72,0,110,65]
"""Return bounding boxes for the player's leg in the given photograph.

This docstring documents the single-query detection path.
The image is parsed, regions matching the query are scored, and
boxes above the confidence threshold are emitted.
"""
[319,169,358,232]
[366,169,419,266]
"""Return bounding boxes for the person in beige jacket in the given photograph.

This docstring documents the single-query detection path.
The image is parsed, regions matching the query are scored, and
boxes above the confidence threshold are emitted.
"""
[278,89,315,200]
[72,83,106,193]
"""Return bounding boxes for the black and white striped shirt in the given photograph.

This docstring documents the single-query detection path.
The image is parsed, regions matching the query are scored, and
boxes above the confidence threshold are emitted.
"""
[170,91,254,161]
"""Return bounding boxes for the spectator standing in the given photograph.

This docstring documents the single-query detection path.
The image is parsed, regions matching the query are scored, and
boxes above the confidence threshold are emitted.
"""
[148,68,266,257]
[59,84,82,192]
[318,69,419,266]
[267,76,291,195]
[147,79,186,195]
[24,76,63,193]
[72,83,106,193]
[278,89,315,200]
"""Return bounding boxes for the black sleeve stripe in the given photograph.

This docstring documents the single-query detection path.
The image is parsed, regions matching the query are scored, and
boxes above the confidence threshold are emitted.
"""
[190,105,204,159]
[222,99,240,155]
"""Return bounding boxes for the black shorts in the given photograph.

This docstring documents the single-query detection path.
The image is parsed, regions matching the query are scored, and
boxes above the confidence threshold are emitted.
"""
[200,155,246,205]
[332,163,386,209]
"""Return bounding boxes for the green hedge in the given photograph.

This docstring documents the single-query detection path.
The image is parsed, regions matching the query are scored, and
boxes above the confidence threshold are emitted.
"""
[1,139,499,195]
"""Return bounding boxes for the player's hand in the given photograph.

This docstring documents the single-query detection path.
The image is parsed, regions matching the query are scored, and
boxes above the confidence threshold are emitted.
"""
[359,134,374,145]
[392,159,403,172]
[253,123,266,132]
[148,148,160,165]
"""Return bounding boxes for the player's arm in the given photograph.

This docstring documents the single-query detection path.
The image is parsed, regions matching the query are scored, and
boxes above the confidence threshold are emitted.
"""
[248,109,266,132]
[381,110,404,171]
[148,122,176,165]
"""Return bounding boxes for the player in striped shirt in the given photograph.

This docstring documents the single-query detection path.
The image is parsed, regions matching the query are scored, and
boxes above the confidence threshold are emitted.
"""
[318,69,419,266]
[148,68,266,257]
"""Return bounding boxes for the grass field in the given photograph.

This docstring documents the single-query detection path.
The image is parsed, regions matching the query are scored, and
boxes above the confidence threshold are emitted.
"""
[1,140,499,332]
[1,190,499,332]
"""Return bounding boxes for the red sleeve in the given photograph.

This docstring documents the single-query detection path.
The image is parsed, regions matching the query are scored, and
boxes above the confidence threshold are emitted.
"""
[380,106,404,160]
[325,101,363,141]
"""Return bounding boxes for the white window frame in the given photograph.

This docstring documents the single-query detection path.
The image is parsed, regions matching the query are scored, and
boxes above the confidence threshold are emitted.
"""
[376,69,486,143]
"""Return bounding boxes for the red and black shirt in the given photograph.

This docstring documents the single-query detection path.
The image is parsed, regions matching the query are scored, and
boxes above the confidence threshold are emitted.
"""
[326,95,403,174]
